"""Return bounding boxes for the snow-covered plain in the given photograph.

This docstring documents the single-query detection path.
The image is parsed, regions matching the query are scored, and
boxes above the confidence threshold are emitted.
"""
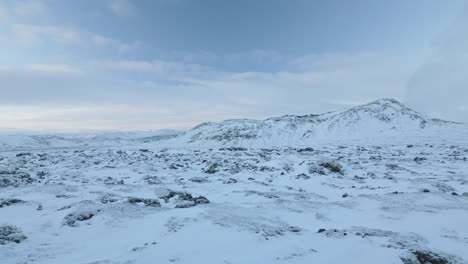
[1,99,468,264]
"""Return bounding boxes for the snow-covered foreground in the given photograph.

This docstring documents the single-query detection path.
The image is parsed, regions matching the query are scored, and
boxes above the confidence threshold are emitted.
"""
[1,143,467,263]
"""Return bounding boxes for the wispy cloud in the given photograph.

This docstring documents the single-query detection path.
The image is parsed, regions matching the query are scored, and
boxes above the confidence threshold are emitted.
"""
[13,24,81,44]
[14,0,46,16]
[0,50,445,129]
[26,64,82,74]
[109,0,136,17]
[100,59,212,77]
[12,24,138,52]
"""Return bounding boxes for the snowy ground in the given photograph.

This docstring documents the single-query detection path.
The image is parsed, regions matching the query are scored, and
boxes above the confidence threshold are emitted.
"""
[1,143,468,263]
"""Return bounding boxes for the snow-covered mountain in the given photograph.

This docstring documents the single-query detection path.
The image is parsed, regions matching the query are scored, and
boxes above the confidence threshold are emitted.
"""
[168,98,468,147]
[1,98,466,151]
[0,130,181,151]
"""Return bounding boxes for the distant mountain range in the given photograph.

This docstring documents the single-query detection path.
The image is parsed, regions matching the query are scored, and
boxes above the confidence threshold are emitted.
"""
[0,130,180,151]
[1,99,466,150]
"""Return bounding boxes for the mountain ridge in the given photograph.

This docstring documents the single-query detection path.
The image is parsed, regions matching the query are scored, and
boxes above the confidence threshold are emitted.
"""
[167,98,467,147]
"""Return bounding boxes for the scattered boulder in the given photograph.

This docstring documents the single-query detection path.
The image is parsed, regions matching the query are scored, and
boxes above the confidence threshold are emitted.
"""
[144,175,162,185]
[127,197,161,207]
[0,225,27,244]
[223,178,238,184]
[100,194,119,204]
[0,170,33,188]
[204,163,220,174]
[160,191,209,208]
[287,226,302,233]
[63,211,98,227]
[401,250,450,264]
[103,177,124,185]
[15,152,31,157]
[319,161,343,174]
[295,173,311,180]
[386,164,400,170]
[189,177,209,183]
[297,147,314,153]
[309,166,326,175]
[192,196,210,205]
[221,147,247,151]
[0,198,25,208]
[36,171,47,179]
[414,157,427,163]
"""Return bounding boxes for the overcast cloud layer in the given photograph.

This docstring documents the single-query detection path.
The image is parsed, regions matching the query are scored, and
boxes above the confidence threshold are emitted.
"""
[0,0,467,131]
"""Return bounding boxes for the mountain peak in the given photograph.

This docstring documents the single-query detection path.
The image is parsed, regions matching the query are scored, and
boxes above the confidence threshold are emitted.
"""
[341,98,415,117]
[362,98,407,109]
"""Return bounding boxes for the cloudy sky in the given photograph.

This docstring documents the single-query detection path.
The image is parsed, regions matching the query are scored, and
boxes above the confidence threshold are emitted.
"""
[0,0,467,131]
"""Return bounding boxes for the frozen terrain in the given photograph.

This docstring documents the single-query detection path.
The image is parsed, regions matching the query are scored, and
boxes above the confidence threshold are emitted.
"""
[1,99,468,264]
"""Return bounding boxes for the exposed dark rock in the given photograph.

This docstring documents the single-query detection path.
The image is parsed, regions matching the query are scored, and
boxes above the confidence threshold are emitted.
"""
[15,152,31,157]
[189,177,209,183]
[36,171,47,179]
[319,161,343,174]
[55,194,72,198]
[295,173,311,180]
[160,191,193,203]
[220,147,247,151]
[103,177,124,185]
[0,170,33,188]
[127,197,161,207]
[144,175,162,185]
[401,250,450,264]
[63,211,98,227]
[0,225,27,244]
[169,164,179,170]
[204,163,220,174]
[414,157,427,162]
[0,198,25,208]
[160,191,210,208]
[288,226,302,233]
[192,196,210,205]
[309,166,326,175]
[100,194,119,204]
[297,147,314,153]
[223,178,238,184]
[386,164,400,170]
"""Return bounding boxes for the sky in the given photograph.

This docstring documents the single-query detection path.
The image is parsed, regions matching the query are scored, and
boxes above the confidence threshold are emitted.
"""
[0,0,467,131]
